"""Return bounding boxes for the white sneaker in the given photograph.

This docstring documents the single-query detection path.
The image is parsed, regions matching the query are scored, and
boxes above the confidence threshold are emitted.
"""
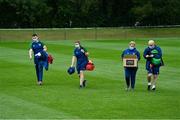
[151,85,156,91]
[125,87,131,91]
[37,81,42,85]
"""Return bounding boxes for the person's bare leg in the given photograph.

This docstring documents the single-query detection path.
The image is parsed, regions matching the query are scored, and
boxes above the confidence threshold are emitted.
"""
[152,74,158,90]
[147,73,152,90]
[79,71,84,88]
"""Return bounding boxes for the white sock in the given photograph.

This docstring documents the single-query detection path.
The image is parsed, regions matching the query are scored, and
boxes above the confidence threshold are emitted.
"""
[148,82,151,86]
[152,85,156,89]
[80,77,84,86]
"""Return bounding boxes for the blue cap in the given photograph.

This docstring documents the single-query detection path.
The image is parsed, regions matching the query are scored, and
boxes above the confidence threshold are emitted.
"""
[67,67,75,75]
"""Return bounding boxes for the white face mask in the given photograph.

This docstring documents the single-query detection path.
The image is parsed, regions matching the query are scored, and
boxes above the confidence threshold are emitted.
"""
[149,45,155,49]
[75,44,80,48]
[32,37,38,42]
[129,46,134,50]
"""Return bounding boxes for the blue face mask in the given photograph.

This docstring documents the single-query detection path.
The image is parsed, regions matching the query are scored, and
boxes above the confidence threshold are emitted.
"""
[149,45,155,49]
[129,46,134,50]
[32,39,38,42]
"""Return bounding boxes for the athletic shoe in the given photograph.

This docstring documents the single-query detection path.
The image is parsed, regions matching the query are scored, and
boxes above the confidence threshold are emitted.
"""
[125,87,131,91]
[148,85,151,91]
[152,87,156,91]
[152,85,156,91]
[131,88,134,92]
[83,80,87,87]
[38,81,42,85]
[79,85,83,89]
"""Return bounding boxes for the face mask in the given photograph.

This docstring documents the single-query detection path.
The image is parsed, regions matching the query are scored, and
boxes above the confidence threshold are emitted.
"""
[129,46,134,50]
[32,37,38,42]
[75,44,80,48]
[32,38,38,42]
[149,45,155,49]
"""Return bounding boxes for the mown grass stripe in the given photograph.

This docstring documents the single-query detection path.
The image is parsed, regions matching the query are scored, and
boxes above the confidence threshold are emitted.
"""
[0,93,79,119]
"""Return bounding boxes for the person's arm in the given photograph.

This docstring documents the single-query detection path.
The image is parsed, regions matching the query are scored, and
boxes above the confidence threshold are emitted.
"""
[156,47,162,58]
[71,56,76,67]
[85,52,89,56]
[40,41,47,51]
[143,48,150,59]
[81,47,89,56]
[43,45,47,51]
[29,49,33,60]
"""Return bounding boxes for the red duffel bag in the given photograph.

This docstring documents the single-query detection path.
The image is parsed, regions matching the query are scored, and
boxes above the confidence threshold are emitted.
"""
[86,60,95,71]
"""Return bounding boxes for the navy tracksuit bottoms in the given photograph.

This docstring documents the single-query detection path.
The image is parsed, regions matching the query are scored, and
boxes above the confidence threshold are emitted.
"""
[124,67,138,89]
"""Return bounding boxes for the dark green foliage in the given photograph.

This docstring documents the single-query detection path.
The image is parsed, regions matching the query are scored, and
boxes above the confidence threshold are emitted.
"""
[0,0,180,28]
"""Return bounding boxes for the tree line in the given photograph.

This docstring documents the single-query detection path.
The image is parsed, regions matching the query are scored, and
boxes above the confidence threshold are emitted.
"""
[0,0,180,28]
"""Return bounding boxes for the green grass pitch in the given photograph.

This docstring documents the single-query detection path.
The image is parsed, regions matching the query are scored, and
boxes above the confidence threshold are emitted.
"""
[0,38,180,119]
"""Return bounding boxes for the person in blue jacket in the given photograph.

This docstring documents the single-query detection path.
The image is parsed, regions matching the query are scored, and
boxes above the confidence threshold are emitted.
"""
[70,41,89,88]
[29,34,48,85]
[144,40,163,91]
[121,41,140,91]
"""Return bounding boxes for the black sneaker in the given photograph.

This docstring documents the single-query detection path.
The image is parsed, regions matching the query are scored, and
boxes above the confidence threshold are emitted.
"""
[148,85,151,91]
[79,85,83,89]
[83,80,87,87]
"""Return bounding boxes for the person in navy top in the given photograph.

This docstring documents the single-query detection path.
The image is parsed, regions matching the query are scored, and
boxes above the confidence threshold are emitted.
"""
[121,41,140,91]
[144,40,163,91]
[70,41,89,88]
[29,34,48,85]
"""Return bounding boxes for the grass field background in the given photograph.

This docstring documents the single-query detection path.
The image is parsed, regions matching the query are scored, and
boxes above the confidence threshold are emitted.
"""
[0,28,180,119]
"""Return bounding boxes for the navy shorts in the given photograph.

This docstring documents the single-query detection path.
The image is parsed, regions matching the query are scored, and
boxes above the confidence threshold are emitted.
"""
[76,61,88,74]
[146,62,160,75]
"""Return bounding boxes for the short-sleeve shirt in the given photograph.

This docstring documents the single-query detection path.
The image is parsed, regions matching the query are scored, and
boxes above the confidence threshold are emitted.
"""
[74,47,88,65]
[30,41,44,55]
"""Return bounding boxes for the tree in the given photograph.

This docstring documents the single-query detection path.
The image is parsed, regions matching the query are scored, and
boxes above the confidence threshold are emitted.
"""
[1,0,180,28]
[132,0,180,26]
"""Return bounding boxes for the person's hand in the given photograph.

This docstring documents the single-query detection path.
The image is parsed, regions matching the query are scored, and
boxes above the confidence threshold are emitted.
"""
[150,54,154,57]
[85,52,89,56]
[146,55,150,58]
[146,55,154,58]
[88,60,93,63]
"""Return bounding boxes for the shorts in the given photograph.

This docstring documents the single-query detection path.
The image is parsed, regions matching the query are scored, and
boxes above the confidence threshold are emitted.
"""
[146,61,160,75]
[76,61,88,74]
